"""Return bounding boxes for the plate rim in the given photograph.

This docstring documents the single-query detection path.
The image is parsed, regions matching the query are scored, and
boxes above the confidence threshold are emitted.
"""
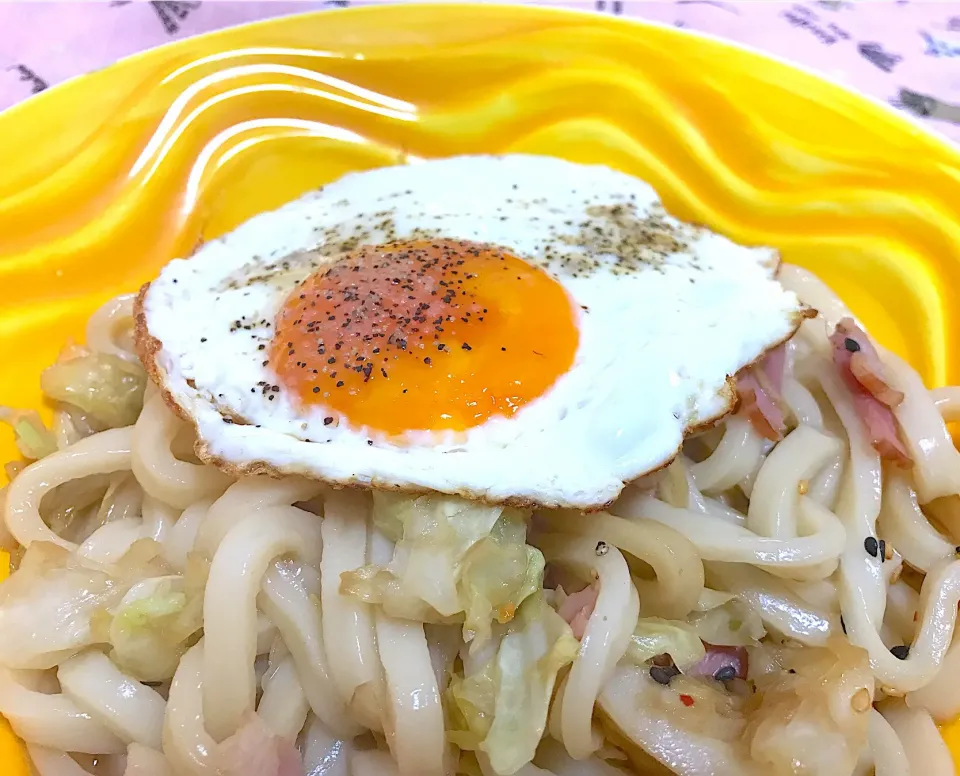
[1,1,957,163]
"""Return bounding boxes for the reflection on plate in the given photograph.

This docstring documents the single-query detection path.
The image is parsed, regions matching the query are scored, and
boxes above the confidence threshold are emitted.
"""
[1,4,960,773]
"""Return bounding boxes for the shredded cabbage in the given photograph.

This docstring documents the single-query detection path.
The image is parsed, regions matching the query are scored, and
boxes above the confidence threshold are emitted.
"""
[0,408,57,461]
[341,493,544,646]
[448,596,578,775]
[106,565,205,682]
[41,352,146,429]
[459,509,544,646]
[0,542,124,669]
[624,618,707,671]
[686,589,765,647]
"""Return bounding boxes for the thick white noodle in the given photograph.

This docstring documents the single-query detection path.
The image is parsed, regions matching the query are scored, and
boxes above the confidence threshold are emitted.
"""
[878,473,955,573]
[880,702,954,776]
[86,294,138,362]
[689,417,766,494]
[906,635,960,722]
[706,562,836,646]
[58,650,165,749]
[0,667,126,754]
[781,377,824,429]
[614,491,845,576]
[352,750,402,776]
[370,528,447,776]
[319,489,383,730]
[124,743,176,776]
[844,559,960,692]
[885,352,960,504]
[538,534,639,761]
[931,386,960,422]
[257,654,309,740]
[300,713,350,776]
[816,362,886,627]
[862,710,911,776]
[194,476,321,558]
[140,494,178,545]
[132,394,231,511]
[4,426,133,549]
[545,509,702,619]
[26,744,95,776]
[808,450,845,511]
[77,518,144,564]
[534,738,625,776]
[201,506,321,742]
[884,580,920,646]
[746,424,841,539]
[161,497,212,571]
[258,562,358,738]
[163,643,216,776]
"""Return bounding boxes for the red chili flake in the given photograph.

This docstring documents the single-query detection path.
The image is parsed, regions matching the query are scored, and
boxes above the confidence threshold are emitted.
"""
[679,694,695,707]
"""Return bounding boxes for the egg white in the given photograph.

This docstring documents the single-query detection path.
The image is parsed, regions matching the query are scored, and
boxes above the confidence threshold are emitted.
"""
[138,155,803,509]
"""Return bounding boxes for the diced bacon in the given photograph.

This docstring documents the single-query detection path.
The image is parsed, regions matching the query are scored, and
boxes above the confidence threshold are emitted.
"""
[850,353,904,407]
[829,318,904,408]
[214,712,304,776]
[828,318,912,467]
[760,344,787,395]
[686,644,748,681]
[558,584,599,640]
[737,370,786,442]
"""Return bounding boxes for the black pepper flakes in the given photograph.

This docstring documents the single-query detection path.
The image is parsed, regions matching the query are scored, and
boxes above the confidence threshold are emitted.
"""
[595,541,609,556]
[462,342,472,351]
[844,337,861,353]
[323,417,334,426]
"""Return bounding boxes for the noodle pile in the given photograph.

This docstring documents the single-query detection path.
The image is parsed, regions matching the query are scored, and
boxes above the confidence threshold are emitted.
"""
[1,266,959,776]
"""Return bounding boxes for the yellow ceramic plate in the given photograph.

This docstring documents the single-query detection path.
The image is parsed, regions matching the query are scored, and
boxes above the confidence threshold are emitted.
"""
[2,3,960,772]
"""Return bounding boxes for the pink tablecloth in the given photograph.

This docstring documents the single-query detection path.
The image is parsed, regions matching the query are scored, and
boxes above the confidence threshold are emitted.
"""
[1,2,960,142]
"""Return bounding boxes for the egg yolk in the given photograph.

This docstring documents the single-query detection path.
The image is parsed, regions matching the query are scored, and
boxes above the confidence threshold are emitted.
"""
[269,239,579,435]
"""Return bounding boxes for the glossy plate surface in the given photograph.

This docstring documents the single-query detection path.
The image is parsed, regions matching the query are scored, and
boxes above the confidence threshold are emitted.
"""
[1,4,960,771]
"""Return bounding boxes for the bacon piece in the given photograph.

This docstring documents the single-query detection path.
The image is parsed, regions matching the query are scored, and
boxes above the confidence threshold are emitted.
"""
[686,644,748,681]
[737,370,786,442]
[828,318,912,467]
[214,712,304,776]
[736,343,789,442]
[558,584,599,640]
[760,344,786,395]
[830,318,904,408]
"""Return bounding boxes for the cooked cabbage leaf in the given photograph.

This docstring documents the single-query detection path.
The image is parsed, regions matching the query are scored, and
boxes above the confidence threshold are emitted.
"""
[448,597,578,775]
[41,353,146,429]
[0,408,57,461]
[0,542,123,669]
[686,589,765,647]
[341,493,544,646]
[624,618,706,671]
[107,571,204,681]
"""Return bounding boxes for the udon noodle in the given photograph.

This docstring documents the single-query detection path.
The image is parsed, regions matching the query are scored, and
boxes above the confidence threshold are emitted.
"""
[1,265,959,776]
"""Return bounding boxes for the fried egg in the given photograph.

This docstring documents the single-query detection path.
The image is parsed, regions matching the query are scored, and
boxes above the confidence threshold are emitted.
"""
[136,155,804,509]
